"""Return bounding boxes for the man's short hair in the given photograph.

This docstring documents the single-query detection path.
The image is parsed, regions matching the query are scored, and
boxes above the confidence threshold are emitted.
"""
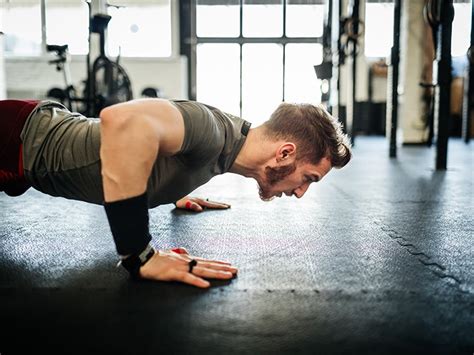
[262,102,352,168]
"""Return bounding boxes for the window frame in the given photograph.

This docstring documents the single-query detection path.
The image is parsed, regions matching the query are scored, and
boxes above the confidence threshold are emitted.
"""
[188,0,324,116]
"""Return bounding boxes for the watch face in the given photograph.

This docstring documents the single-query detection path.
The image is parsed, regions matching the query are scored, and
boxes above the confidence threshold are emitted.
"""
[139,245,155,265]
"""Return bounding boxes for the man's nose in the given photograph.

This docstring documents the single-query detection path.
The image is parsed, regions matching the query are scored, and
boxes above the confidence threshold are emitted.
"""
[294,183,310,198]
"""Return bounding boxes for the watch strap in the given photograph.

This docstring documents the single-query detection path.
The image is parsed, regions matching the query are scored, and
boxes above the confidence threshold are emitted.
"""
[118,244,156,279]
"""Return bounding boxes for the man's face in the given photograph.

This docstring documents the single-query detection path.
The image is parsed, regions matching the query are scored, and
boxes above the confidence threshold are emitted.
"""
[258,157,332,201]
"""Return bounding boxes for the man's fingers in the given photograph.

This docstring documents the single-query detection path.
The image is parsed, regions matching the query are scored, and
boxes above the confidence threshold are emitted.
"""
[191,266,234,280]
[176,197,230,211]
[195,261,238,275]
[175,271,210,288]
[195,198,231,209]
[167,249,233,266]
[191,203,203,212]
[186,256,233,266]
[184,200,203,212]
[171,247,189,255]
[139,251,237,288]
[175,199,202,211]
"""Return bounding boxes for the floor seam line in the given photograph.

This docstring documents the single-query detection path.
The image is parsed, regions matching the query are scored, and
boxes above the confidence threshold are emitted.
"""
[330,182,472,295]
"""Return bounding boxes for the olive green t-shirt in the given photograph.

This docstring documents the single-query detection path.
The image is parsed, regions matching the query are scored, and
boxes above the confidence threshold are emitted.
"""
[20,100,250,207]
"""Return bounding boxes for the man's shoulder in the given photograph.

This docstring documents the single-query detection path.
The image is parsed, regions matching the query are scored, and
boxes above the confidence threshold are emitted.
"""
[170,100,220,118]
[170,101,224,157]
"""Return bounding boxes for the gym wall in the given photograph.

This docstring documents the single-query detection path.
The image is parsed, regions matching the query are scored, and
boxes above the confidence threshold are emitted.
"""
[3,0,187,103]
[5,56,188,102]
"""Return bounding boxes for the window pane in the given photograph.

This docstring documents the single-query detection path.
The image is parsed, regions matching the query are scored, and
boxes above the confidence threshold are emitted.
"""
[197,1,240,37]
[364,3,394,57]
[243,1,283,38]
[286,2,324,37]
[452,3,472,57]
[46,1,89,55]
[1,1,41,56]
[107,2,172,57]
[285,43,322,104]
[197,43,240,116]
[242,44,283,125]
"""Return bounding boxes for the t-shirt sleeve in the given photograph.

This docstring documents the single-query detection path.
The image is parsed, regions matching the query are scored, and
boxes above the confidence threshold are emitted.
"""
[170,100,225,164]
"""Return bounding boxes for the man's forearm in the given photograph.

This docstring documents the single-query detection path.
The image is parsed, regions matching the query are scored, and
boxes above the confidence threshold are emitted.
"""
[104,192,152,256]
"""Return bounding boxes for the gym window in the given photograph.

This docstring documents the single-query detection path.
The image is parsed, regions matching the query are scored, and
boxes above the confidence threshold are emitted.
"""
[364,0,472,59]
[1,0,173,58]
[194,0,324,125]
[46,0,90,55]
[364,1,394,58]
[1,0,42,56]
[107,0,172,58]
[452,1,472,57]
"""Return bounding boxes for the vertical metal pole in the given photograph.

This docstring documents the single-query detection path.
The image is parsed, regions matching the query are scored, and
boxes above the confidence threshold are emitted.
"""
[346,43,354,141]
[190,0,197,101]
[435,0,454,170]
[41,0,47,55]
[282,0,286,102]
[325,0,333,52]
[346,0,359,145]
[389,0,402,158]
[86,0,93,116]
[336,0,343,120]
[179,0,196,101]
[99,27,106,57]
[350,0,359,145]
[321,0,332,110]
[239,0,243,117]
[462,1,473,143]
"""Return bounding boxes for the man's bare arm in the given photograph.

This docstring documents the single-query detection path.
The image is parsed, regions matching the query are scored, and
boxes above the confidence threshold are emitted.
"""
[99,99,237,287]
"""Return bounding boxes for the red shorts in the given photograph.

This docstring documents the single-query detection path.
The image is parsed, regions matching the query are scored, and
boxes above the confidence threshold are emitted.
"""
[0,99,40,196]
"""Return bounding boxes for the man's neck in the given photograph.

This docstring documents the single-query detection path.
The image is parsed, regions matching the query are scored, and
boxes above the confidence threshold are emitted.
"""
[229,127,274,180]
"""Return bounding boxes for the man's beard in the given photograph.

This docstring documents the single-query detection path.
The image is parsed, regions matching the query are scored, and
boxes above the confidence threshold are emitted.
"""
[258,162,297,201]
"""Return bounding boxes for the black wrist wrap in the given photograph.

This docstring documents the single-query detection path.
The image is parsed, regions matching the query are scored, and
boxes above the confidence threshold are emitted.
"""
[104,192,152,256]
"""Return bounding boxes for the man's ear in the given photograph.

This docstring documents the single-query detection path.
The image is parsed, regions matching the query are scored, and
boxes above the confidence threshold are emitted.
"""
[276,143,296,162]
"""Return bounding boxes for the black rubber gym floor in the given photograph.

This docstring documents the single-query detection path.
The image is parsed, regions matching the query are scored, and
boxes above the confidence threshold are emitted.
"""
[0,137,473,354]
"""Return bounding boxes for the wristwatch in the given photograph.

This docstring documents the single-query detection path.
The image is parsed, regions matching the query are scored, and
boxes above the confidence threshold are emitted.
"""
[117,243,156,279]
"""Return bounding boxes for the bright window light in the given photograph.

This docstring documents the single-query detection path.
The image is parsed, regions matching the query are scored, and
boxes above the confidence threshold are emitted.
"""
[286,2,324,37]
[285,43,323,105]
[197,43,240,116]
[242,44,283,125]
[364,3,394,58]
[107,2,172,58]
[1,1,42,56]
[452,3,472,57]
[46,1,89,55]
[197,2,240,38]
[243,1,283,38]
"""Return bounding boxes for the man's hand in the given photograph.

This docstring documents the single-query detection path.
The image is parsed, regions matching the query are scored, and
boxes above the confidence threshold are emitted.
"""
[175,196,231,212]
[139,247,238,288]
